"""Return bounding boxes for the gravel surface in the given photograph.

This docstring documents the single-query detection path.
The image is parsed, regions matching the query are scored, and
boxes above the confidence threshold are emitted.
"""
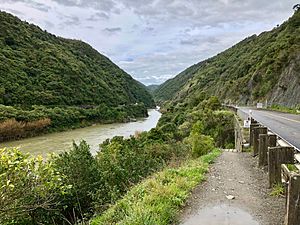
[179,151,285,225]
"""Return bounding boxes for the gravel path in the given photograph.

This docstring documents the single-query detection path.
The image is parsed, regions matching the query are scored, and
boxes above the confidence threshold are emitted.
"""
[179,151,285,225]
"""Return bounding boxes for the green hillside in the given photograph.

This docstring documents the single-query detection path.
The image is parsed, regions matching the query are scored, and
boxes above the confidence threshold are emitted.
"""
[0,11,155,141]
[154,63,203,102]
[0,11,154,108]
[146,84,159,94]
[154,10,300,107]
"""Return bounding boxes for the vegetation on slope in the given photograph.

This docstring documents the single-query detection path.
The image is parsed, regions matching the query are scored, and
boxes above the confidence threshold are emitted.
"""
[146,84,160,95]
[154,63,202,102]
[268,104,300,114]
[91,149,221,225]
[0,11,154,107]
[0,103,148,142]
[154,10,300,107]
[0,11,155,141]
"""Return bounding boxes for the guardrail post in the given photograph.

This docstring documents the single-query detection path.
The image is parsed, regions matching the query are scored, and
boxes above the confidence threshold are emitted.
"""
[284,174,300,225]
[268,134,277,147]
[250,123,259,146]
[258,134,268,166]
[234,116,243,152]
[251,118,257,124]
[253,127,267,157]
[268,147,294,188]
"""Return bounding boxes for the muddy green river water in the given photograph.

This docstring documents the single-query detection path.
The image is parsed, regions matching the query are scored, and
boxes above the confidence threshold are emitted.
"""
[0,109,161,157]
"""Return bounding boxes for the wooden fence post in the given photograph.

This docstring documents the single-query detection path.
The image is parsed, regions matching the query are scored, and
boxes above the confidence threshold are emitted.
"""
[258,134,268,167]
[253,127,267,157]
[251,118,257,124]
[268,147,294,188]
[268,134,277,147]
[284,174,300,225]
[250,123,259,146]
[234,116,243,152]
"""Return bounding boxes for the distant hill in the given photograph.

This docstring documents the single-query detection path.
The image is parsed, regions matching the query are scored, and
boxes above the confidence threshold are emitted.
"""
[154,63,202,102]
[154,10,300,107]
[146,84,159,95]
[0,11,155,108]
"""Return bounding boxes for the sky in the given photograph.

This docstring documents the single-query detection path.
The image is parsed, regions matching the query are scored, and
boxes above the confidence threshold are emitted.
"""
[0,0,299,85]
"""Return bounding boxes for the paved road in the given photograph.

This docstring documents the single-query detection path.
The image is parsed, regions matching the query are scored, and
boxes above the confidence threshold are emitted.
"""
[237,107,300,150]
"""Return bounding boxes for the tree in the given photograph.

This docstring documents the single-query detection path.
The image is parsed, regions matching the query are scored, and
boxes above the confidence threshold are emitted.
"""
[293,4,300,11]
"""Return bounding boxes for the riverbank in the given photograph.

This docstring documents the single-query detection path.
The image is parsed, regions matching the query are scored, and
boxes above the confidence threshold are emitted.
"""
[0,97,236,224]
[0,103,149,143]
[0,109,161,156]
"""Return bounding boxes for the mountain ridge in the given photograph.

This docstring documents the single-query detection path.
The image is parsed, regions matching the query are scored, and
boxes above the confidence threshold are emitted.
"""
[154,10,300,107]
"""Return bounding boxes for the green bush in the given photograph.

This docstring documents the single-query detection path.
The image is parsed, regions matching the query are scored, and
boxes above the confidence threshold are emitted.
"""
[0,148,71,225]
[187,134,215,157]
[93,136,190,213]
[52,141,101,223]
[205,96,222,110]
[90,149,221,225]
[187,110,235,147]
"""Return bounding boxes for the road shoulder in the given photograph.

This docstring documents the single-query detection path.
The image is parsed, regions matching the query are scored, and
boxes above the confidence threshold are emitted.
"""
[179,151,285,225]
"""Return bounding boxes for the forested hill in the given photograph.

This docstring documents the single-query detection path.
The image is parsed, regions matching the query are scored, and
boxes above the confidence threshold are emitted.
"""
[154,10,300,107]
[0,11,154,108]
[146,84,159,95]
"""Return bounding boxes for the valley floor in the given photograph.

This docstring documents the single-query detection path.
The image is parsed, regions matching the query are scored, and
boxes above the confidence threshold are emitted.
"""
[179,151,285,225]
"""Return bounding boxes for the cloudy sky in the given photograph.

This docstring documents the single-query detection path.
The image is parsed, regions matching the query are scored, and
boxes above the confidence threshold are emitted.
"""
[0,0,298,85]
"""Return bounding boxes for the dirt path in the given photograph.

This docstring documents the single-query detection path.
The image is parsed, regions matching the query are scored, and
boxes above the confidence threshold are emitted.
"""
[179,151,285,225]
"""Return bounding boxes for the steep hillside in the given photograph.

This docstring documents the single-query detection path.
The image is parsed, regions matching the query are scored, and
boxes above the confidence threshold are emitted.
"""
[154,63,201,102]
[146,84,159,94]
[0,11,154,108]
[155,10,300,107]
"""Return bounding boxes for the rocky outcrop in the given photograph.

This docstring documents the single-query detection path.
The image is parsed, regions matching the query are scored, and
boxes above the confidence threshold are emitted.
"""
[268,53,300,107]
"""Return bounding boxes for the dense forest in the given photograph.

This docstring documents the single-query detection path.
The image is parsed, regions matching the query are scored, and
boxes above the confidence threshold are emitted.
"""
[146,84,159,95]
[0,11,154,107]
[0,11,155,141]
[154,10,300,107]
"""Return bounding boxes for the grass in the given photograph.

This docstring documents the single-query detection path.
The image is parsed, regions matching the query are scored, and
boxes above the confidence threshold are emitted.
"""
[287,164,298,172]
[270,183,285,197]
[90,149,221,225]
[243,146,253,153]
[267,105,300,115]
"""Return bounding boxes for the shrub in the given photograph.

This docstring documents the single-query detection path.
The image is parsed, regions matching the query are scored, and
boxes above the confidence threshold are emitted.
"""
[0,148,71,225]
[189,134,215,157]
[178,121,193,138]
[206,96,222,110]
[52,141,101,223]
[186,110,235,148]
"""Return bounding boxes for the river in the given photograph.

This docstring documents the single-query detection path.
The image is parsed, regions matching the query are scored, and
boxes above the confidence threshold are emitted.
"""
[0,109,161,157]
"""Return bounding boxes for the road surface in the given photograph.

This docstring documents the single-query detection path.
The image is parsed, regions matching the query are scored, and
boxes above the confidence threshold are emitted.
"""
[238,108,300,150]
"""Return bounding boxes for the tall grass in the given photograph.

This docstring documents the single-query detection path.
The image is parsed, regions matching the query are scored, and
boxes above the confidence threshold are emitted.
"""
[0,118,51,141]
[90,149,221,225]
